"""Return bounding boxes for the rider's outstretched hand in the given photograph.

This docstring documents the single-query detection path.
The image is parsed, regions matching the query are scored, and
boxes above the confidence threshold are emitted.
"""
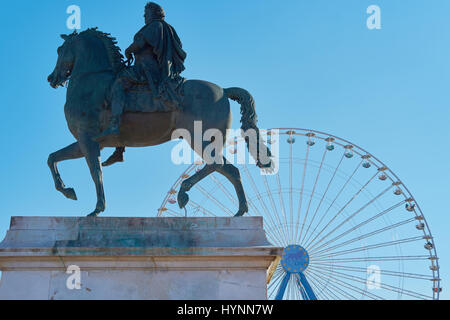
[125,48,134,66]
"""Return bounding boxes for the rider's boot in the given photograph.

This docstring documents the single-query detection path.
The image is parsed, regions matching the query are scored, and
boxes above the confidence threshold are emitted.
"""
[102,147,125,167]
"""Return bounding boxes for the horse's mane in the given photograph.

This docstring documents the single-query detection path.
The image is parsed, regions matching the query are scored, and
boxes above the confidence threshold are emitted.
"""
[67,28,125,73]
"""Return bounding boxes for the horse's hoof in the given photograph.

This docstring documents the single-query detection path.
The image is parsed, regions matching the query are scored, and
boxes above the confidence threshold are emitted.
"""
[234,204,249,217]
[63,188,77,201]
[87,210,100,217]
[178,192,189,209]
[88,200,106,217]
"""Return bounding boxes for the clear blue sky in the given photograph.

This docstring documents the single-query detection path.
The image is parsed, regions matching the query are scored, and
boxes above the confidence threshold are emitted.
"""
[0,0,449,298]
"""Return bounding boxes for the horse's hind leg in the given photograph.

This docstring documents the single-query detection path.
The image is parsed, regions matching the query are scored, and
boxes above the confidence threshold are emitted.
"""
[178,160,248,217]
[178,164,216,210]
[48,142,83,200]
[215,159,249,217]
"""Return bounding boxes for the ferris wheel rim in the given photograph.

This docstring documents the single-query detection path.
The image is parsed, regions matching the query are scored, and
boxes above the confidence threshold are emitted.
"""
[158,127,441,299]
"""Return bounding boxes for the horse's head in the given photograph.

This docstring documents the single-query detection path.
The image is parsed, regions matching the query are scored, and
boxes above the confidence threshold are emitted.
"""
[48,32,77,89]
[48,29,124,89]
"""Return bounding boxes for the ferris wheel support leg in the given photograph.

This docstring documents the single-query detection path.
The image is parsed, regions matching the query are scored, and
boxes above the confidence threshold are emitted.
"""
[297,272,317,300]
[275,272,291,300]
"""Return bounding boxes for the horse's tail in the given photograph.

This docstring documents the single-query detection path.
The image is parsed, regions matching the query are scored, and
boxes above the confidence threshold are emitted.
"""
[224,87,272,169]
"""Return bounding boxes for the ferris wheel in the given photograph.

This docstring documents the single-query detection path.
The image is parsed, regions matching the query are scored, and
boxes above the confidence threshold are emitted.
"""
[158,128,441,300]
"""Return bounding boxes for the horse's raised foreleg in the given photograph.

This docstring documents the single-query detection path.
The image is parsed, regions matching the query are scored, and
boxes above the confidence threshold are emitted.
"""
[214,159,249,217]
[48,142,83,200]
[78,135,106,217]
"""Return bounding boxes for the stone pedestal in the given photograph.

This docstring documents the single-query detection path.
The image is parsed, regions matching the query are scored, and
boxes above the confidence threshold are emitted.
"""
[0,216,282,300]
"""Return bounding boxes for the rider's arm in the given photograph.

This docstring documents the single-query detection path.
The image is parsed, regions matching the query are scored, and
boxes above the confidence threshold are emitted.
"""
[126,25,150,55]
[126,38,143,55]
[127,23,161,55]
[125,34,144,62]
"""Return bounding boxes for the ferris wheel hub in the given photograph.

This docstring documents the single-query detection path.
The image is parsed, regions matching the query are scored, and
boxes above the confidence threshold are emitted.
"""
[280,245,310,273]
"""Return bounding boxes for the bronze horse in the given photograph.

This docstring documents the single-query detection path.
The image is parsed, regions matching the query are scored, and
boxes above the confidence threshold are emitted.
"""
[47,29,271,217]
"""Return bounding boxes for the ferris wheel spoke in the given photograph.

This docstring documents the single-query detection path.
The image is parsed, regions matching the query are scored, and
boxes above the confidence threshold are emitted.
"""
[268,274,286,299]
[210,174,238,205]
[301,154,345,245]
[309,263,434,281]
[286,275,294,300]
[194,184,235,216]
[160,208,182,217]
[307,266,383,300]
[311,200,407,254]
[187,203,203,216]
[294,277,310,300]
[263,176,291,244]
[305,269,356,300]
[306,266,382,299]
[243,165,283,237]
[297,148,327,244]
[309,265,431,300]
[305,171,379,250]
[268,268,285,292]
[188,199,219,217]
[293,144,310,244]
[275,272,291,300]
[268,269,285,288]
[312,236,424,259]
[309,270,359,300]
[289,274,301,300]
[302,159,364,247]
[292,276,304,300]
[290,275,300,300]
[276,173,290,245]
[246,197,286,246]
[268,267,285,288]
[302,272,336,300]
[313,217,416,256]
[251,192,290,245]
[309,184,394,252]
[261,223,284,246]
[272,263,284,276]
[293,272,317,300]
[288,142,295,244]
[312,255,430,264]
[264,228,284,246]
[288,275,302,300]
[247,197,287,246]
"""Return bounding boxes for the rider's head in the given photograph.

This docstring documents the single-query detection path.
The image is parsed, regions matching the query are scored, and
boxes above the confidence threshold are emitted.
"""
[145,2,165,24]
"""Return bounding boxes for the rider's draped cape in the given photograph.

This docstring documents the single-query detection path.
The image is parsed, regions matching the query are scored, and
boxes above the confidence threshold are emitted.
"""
[122,20,187,113]
[147,19,187,81]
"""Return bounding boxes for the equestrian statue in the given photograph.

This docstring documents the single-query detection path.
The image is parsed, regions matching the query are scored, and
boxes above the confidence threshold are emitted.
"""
[47,2,272,217]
